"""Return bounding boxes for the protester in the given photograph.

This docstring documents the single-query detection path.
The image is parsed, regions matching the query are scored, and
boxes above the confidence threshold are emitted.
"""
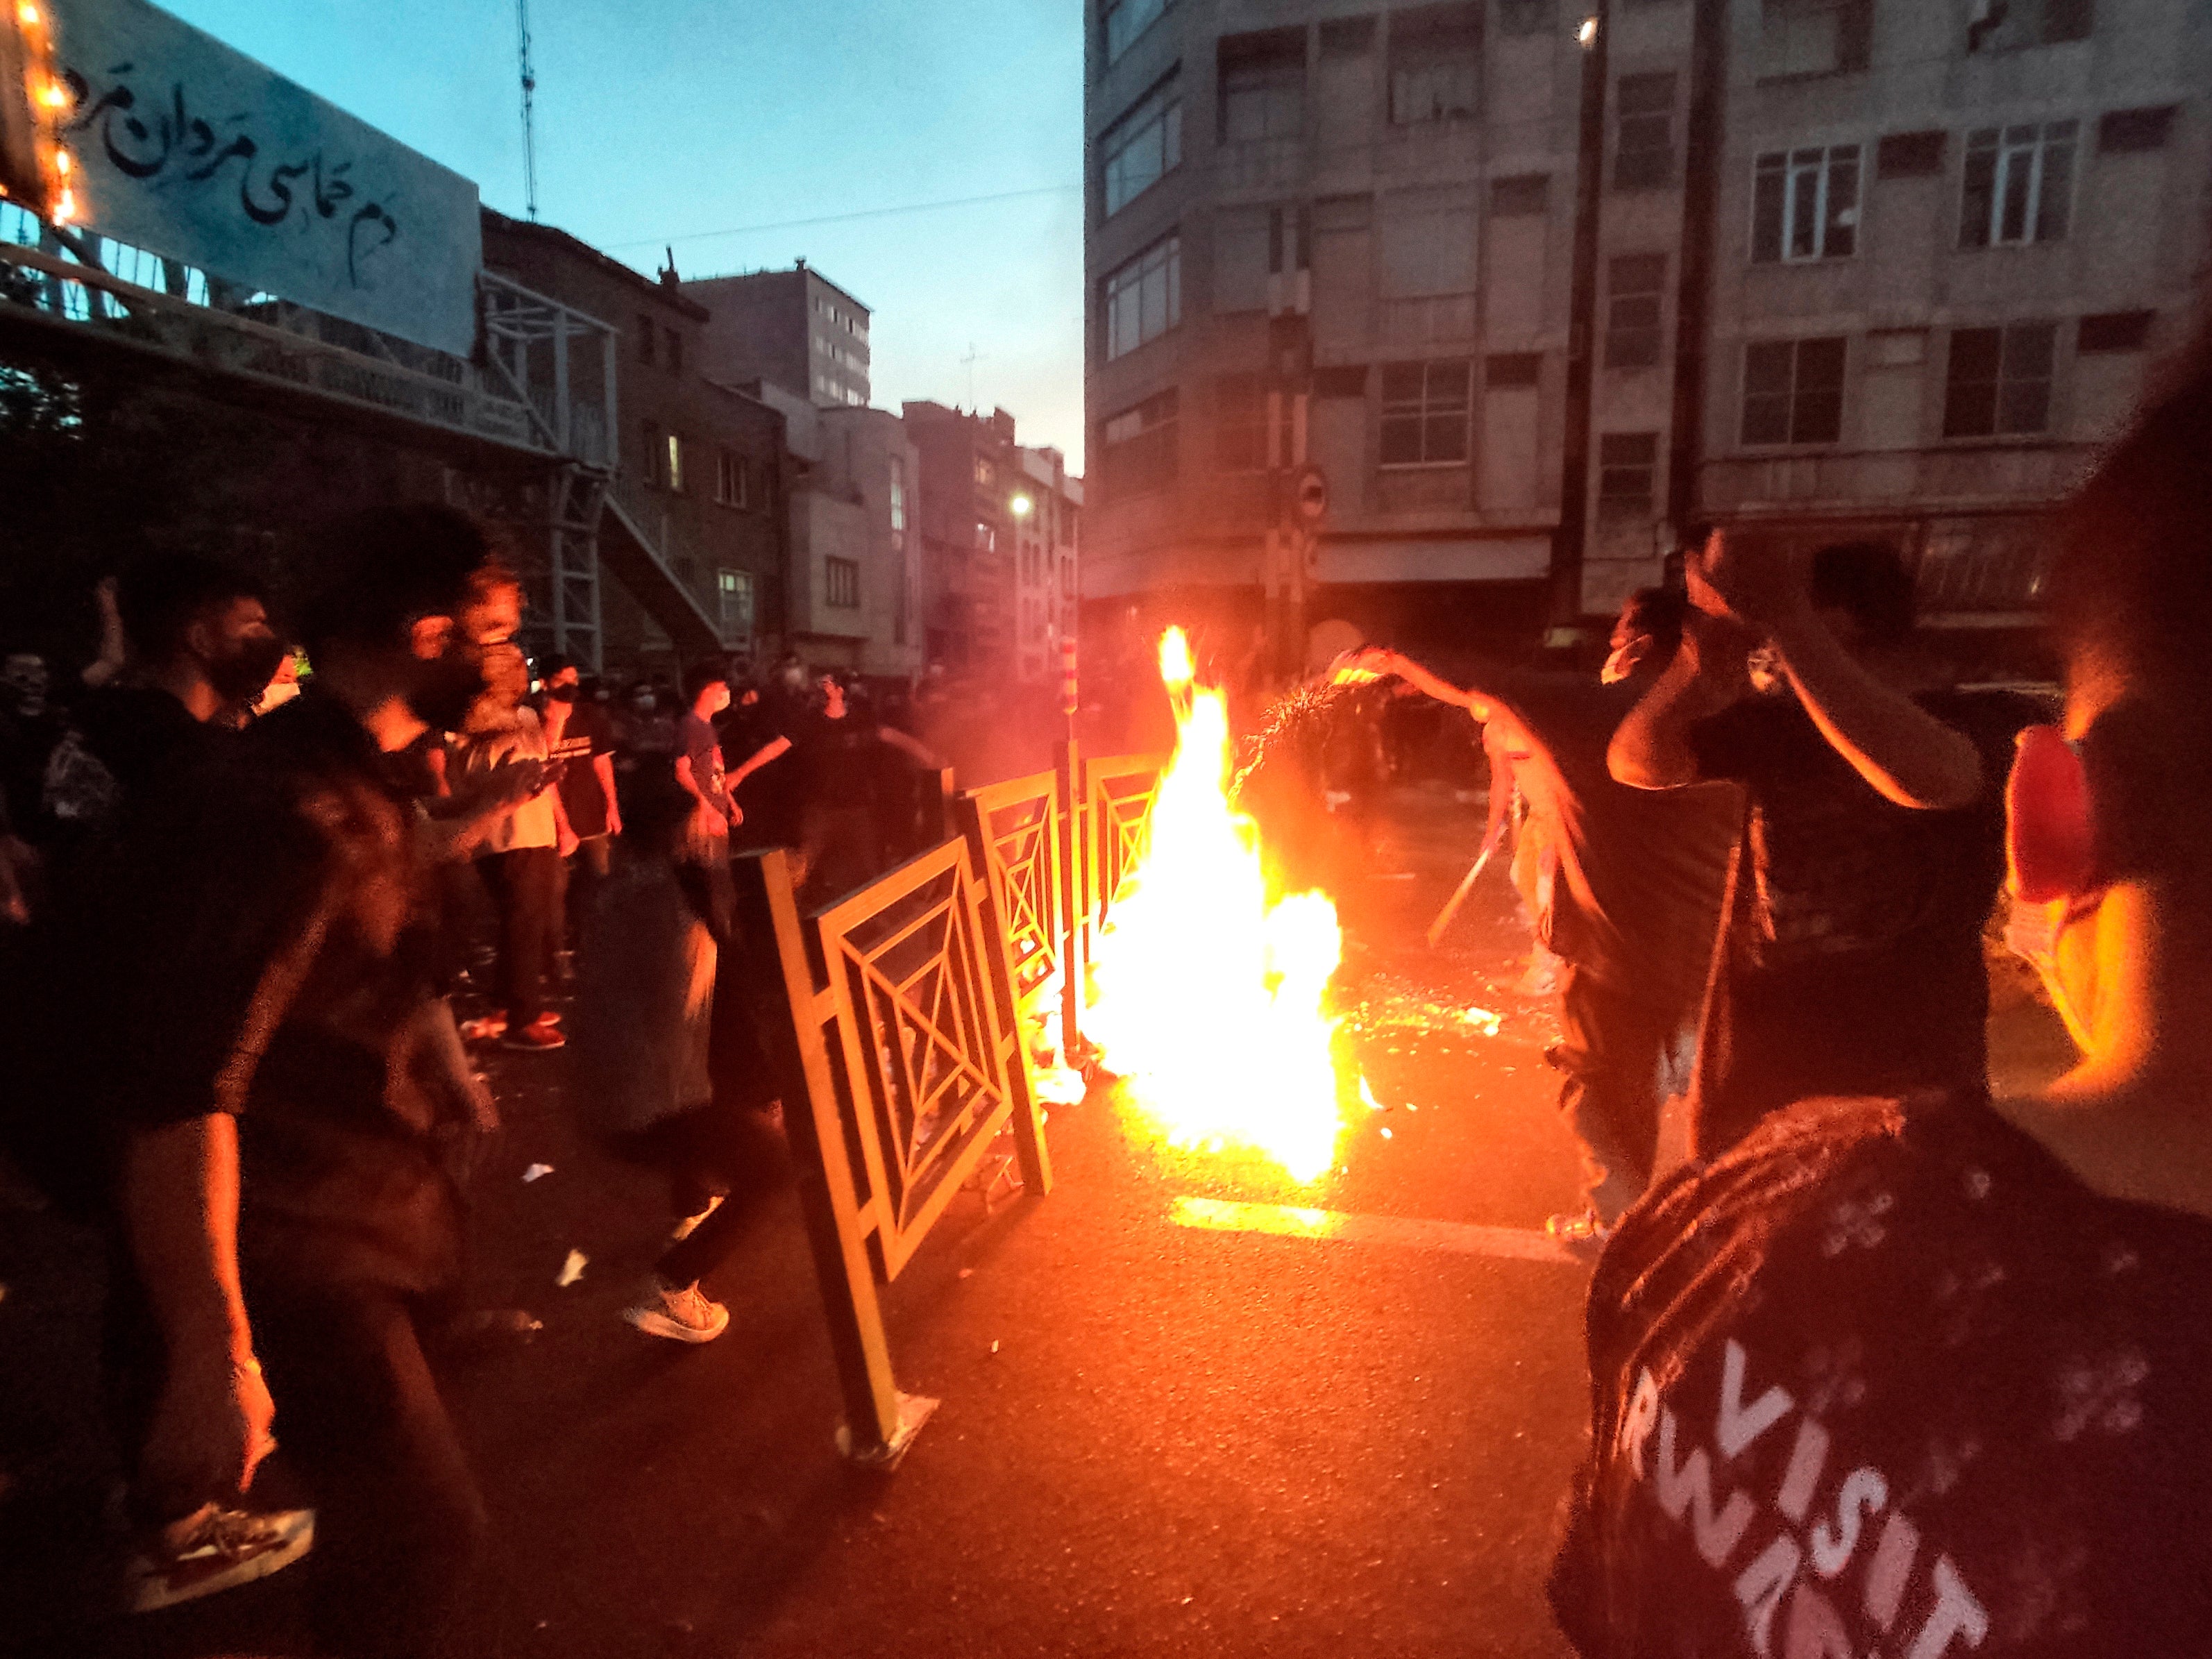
[1609,535,2037,1159]
[539,655,623,961]
[783,670,941,902]
[109,504,514,1657]
[570,772,789,1344]
[1553,342,2212,1659]
[1344,587,1740,1240]
[675,659,787,864]
[455,647,575,1052]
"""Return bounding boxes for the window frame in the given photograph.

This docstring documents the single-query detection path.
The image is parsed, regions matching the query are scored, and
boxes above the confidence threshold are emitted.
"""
[1378,357,1474,469]
[1612,74,1678,192]
[825,556,861,610]
[1596,432,1659,523]
[1100,387,1181,500]
[716,568,755,639]
[1104,233,1183,361]
[1942,322,2057,439]
[1960,121,2077,249]
[1604,253,1668,370]
[1750,143,1861,264]
[1103,0,1169,65]
[1102,72,1185,217]
[1740,336,1848,447]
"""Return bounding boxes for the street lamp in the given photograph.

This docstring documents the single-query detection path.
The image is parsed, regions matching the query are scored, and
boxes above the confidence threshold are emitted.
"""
[1008,493,1035,518]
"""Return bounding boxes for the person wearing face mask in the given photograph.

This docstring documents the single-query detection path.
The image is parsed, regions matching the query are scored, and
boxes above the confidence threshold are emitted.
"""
[104,506,515,1654]
[1553,339,2212,1659]
[539,657,621,966]
[1335,587,1741,1243]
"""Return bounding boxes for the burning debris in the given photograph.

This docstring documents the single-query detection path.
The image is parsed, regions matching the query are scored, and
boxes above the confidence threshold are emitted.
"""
[1086,630,1353,1184]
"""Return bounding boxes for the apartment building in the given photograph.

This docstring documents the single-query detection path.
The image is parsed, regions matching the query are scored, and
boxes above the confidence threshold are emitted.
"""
[756,386,926,680]
[482,211,793,668]
[904,401,1084,681]
[1081,0,2211,650]
[684,262,874,410]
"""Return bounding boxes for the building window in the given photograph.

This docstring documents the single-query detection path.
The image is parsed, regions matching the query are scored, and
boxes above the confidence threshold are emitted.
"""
[1605,255,1667,369]
[1596,433,1658,521]
[1876,129,1945,177]
[1104,0,1167,64]
[1389,7,1480,126]
[1943,323,2057,437]
[1214,373,1269,472]
[1219,40,1305,144]
[2078,310,2152,353]
[1752,144,1860,262]
[2098,106,2175,153]
[1757,0,1871,80]
[1061,502,1078,547]
[975,458,995,488]
[1379,357,1473,466]
[1613,74,1676,191]
[637,314,655,365]
[1961,121,2076,248]
[665,433,686,494]
[642,419,663,486]
[1101,388,1179,499]
[1486,351,1542,387]
[664,329,682,375]
[1498,0,1552,33]
[717,569,755,639]
[888,455,907,537]
[1103,73,1183,216]
[1489,173,1549,217]
[1104,234,1182,360]
[1968,0,2091,52]
[1741,337,1846,445]
[715,449,748,507]
[825,557,861,609]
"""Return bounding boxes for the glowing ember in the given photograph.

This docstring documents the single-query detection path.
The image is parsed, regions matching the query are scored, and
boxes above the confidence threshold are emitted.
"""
[1087,628,1349,1184]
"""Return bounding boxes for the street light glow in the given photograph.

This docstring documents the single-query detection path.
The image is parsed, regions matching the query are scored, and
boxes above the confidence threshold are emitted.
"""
[1009,494,1034,517]
[1578,16,1598,45]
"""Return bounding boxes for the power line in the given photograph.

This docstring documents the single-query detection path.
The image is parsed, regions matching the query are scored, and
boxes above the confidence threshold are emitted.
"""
[605,185,1079,253]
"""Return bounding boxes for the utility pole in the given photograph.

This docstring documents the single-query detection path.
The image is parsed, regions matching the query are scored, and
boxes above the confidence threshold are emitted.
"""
[1549,1,1610,639]
[516,0,539,221]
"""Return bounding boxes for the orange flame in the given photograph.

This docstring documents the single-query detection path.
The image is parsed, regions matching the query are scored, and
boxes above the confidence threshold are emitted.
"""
[1088,628,1347,1183]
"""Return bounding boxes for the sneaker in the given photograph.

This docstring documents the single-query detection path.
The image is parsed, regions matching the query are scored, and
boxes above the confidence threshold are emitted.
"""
[500,1016,566,1052]
[125,1502,316,1614]
[622,1279,729,1344]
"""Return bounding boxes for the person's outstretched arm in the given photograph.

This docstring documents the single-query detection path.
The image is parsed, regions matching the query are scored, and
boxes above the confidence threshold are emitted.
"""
[1335,648,1498,723]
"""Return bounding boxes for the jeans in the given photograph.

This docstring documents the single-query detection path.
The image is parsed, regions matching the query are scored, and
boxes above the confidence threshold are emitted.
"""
[478,845,561,1027]
[1552,961,1689,1224]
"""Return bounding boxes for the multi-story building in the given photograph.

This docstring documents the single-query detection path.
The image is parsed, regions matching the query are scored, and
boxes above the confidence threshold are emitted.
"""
[1081,0,2211,655]
[756,385,925,680]
[684,262,873,410]
[902,401,1084,680]
[482,211,793,670]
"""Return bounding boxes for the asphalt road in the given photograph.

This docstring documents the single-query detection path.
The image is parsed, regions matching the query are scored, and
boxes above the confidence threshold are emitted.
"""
[0,778,2070,1658]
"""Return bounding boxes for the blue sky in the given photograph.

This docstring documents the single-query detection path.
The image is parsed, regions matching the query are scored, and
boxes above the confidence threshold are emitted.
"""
[158,0,1088,467]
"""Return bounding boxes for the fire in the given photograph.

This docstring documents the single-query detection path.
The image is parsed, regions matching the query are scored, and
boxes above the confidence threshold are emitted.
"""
[1086,628,1349,1184]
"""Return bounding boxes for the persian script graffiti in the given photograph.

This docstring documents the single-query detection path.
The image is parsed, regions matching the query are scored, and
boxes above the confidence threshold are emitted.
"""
[61,62,400,287]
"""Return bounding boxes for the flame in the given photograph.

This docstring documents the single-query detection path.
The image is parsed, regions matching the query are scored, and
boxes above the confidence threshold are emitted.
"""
[1088,628,1347,1183]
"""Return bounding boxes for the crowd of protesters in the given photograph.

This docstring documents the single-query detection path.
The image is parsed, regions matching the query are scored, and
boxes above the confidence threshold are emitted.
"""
[6,334,2212,1658]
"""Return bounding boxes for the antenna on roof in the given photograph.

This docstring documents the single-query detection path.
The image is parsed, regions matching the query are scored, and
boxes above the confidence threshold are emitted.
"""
[516,0,539,221]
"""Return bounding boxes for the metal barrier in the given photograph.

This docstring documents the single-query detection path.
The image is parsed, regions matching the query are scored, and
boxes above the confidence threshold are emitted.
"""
[732,838,1049,1463]
[736,743,1167,1464]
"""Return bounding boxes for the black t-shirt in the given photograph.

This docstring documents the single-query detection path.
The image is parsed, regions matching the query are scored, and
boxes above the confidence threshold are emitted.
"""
[675,711,729,817]
[549,702,616,839]
[1489,675,1741,1011]
[1553,1090,2212,1659]
[1686,690,2037,1136]
[791,710,881,813]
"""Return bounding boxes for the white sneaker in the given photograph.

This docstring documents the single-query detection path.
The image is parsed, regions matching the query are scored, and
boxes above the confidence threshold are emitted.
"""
[125,1502,316,1614]
[622,1279,729,1344]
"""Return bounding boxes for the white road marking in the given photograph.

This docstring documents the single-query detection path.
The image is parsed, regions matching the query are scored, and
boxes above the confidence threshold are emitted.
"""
[1170,1197,1585,1267]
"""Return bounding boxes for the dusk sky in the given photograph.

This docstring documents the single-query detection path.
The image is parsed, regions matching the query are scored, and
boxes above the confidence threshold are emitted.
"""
[158,0,1090,468]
